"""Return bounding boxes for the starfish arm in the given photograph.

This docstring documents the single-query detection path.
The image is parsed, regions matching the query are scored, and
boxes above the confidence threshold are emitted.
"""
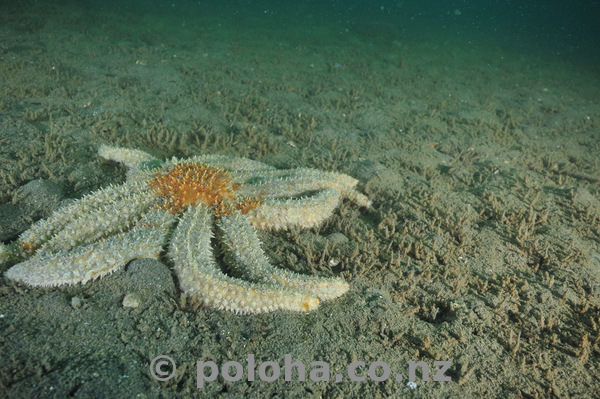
[5,209,175,287]
[170,205,320,314]
[98,145,156,168]
[186,155,276,172]
[22,190,160,255]
[245,188,341,231]
[234,167,356,188]
[236,169,371,208]
[16,183,152,256]
[217,212,349,301]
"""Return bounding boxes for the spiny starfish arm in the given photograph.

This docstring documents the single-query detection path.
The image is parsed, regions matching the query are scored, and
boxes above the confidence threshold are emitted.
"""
[170,205,320,314]
[98,145,157,169]
[5,209,175,287]
[233,167,357,188]
[235,169,371,208]
[217,212,349,301]
[16,183,152,256]
[28,190,160,255]
[245,188,341,231]
[186,155,276,172]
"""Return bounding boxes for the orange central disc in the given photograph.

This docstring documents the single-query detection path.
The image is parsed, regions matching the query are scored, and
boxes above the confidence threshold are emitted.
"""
[148,163,262,216]
[149,163,237,214]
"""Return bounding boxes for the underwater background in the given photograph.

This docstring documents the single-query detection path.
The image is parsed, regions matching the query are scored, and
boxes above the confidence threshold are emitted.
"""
[0,0,599,397]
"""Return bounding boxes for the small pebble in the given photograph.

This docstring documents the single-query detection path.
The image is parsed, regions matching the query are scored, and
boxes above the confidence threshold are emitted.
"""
[71,296,83,309]
[122,293,141,308]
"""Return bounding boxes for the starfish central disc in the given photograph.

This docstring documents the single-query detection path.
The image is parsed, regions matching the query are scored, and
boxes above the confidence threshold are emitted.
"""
[149,163,238,214]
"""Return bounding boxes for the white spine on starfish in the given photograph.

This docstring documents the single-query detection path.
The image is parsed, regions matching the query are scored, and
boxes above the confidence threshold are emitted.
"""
[5,209,174,287]
[170,205,320,314]
[218,212,349,301]
[246,188,341,231]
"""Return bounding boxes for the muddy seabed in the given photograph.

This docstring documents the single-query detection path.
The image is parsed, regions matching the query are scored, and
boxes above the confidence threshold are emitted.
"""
[0,1,599,398]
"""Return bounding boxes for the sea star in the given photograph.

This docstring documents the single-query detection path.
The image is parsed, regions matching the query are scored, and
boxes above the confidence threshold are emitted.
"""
[1,146,370,314]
